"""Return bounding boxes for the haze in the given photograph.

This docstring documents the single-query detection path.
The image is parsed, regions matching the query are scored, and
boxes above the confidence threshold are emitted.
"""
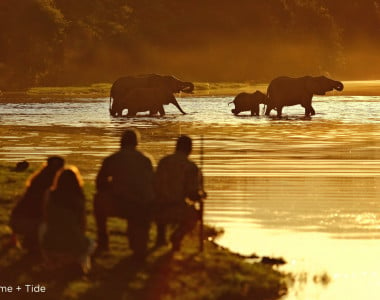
[0,0,379,89]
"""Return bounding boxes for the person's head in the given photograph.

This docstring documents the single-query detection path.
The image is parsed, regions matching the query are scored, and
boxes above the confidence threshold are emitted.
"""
[52,166,83,194]
[46,156,65,172]
[25,156,65,187]
[121,129,140,149]
[50,166,84,209]
[175,135,192,156]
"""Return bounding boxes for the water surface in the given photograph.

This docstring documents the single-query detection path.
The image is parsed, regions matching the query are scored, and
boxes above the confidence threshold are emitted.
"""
[1,94,380,299]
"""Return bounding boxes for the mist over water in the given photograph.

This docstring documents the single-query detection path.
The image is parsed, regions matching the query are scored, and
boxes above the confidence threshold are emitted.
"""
[1,94,380,299]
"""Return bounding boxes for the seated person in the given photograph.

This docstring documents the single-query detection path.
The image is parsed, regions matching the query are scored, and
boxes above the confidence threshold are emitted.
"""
[9,156,64,254]
[154,135,206,251]
[94,129,154,261]
[40,166,95,274]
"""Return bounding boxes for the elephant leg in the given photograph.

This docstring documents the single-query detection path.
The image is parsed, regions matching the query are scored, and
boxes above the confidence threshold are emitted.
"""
[251,109,258,116]
[304,107,310,116]
[112,100,125,117]
[310,106,316,115]
[303,97,314,116]
[110,108,121,117]
[304,105,315,116]
[277,106,283,118]
[251,104,259,116]
[149,109,158,116]
[265,105,273,116]
[158,106,165,116]
[127,109,137,117]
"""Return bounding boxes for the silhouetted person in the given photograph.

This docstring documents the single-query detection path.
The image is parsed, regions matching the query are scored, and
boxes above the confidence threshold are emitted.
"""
[95,129,154,261]
[40,167,94,274]
[9,156,65,254]
[155,135,206,251]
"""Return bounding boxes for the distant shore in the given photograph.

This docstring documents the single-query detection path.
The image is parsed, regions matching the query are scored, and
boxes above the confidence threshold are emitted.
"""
[1,80,379,101]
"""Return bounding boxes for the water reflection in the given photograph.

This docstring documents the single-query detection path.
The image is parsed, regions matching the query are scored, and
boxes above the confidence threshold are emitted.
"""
[1,95,380,299]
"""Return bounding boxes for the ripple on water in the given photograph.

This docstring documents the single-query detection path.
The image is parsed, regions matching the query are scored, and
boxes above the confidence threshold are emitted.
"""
[1,95,380,300]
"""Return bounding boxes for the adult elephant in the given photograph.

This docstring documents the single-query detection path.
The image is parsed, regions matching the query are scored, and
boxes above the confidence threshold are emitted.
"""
[265,76,344,118]
[120,87,186,117]
[109,74,194,117]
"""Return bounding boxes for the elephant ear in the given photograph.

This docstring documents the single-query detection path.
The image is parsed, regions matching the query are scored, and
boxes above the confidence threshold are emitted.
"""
[306,76,326,95]
[163,75,181,92]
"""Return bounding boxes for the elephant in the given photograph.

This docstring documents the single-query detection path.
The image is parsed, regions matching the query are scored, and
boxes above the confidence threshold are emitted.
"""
[265,76,344,118]
[228,90,268,116]
[109,74,194,117]
[119,87,186,117]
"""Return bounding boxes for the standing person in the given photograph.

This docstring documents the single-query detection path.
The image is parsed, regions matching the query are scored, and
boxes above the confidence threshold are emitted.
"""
[40,166,94,274]
[155,135,206,251]
[94,129,154,261]
[9,156,65,255]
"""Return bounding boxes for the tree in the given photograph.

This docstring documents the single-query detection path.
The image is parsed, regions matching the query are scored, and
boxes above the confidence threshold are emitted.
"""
[0,0,66,89]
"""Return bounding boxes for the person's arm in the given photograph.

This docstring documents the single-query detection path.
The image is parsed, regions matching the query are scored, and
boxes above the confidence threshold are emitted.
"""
[186,163,206,201]
[143,156,155,204]
[198,169,207,199]
[96,159,111,192]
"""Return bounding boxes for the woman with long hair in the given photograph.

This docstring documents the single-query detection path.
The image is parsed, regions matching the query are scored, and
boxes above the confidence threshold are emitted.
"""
[41,166,95,274]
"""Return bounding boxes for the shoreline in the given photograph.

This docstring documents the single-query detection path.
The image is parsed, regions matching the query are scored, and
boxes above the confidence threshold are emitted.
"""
[0,163,289,300]
[0,80,380,101]
[1,83,379,299]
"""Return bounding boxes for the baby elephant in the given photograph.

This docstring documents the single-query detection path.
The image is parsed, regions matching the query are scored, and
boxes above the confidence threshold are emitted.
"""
[229,90,268,116]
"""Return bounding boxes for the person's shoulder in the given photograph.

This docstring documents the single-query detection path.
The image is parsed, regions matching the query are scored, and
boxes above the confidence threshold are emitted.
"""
[103,151,120,160]
[187,158,199,170]
[100,153,116,166]
[157,153,176,165]
[136,150,155,165]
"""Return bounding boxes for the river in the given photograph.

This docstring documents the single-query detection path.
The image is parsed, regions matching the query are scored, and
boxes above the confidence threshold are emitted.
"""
[1,90,380,299]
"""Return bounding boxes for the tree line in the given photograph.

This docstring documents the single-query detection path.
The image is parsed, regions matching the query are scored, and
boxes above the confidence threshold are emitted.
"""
[0,0,379,90]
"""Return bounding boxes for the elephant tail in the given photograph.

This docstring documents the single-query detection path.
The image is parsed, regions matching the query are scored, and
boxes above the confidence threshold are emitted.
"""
[109,93,113,114]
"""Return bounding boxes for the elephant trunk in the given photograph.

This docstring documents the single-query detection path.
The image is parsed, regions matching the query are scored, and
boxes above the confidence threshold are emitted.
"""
[180,82,194,93]
[334,81,344,91]
[172,98,186,114]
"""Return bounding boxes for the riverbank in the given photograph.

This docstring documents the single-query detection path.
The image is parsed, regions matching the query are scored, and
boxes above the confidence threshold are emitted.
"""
[0,80,379,100]
[0,163,288,300]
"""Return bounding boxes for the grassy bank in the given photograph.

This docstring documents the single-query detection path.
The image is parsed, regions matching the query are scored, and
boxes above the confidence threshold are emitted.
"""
[1,80,380,100]
[1,82,266,99]
[0,163,288,300]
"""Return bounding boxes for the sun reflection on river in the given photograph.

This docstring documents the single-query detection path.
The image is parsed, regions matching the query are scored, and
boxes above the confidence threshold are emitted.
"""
[1,94,380,299]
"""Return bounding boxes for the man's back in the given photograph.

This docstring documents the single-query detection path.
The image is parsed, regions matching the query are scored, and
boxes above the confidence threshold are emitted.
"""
[155,152,201,204]
[96,148,154,204]
[154,135,206,251]
[94,129,154,257]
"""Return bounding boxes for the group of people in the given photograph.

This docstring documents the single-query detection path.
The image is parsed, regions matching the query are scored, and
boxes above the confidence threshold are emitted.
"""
[9,156,95,272]
[8,129,206,272]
